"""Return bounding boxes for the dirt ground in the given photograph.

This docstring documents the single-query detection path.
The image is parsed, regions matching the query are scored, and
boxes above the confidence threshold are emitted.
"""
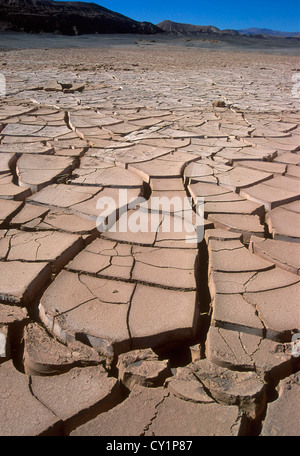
[0,34,299,437]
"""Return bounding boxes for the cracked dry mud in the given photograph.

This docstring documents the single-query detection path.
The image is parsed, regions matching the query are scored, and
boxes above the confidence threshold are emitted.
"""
[0,45,299,436]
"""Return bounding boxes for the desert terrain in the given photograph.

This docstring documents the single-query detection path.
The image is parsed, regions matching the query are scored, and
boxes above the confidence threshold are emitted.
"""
[0,34,299,436]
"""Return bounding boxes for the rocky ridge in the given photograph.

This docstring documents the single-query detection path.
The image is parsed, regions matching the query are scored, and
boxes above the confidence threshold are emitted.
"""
[157,20,238,36]
[0,0,161,35]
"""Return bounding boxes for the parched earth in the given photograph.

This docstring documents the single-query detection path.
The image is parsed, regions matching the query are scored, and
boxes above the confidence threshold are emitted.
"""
[0,44,299,436]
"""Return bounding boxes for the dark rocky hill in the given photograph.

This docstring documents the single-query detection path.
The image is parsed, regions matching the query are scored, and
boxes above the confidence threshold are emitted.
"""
[157,20,239,36]
[0,0,162,35]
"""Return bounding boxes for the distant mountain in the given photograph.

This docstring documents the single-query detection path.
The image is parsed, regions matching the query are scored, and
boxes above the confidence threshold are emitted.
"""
[238,28,300,37]
[0,0,162,35]
[157,20,238,36]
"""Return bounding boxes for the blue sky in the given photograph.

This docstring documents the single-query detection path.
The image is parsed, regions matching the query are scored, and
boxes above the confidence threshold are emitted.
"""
[73,0,300,31]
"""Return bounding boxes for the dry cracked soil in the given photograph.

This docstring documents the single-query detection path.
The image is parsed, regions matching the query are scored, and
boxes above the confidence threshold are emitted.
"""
[0,35,299,437]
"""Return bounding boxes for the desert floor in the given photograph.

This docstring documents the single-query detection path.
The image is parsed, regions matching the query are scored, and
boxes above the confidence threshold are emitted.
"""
[0,34,299,437]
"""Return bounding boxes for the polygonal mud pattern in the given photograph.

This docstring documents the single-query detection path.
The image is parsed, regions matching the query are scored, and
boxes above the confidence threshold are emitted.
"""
[0,44,299,436]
